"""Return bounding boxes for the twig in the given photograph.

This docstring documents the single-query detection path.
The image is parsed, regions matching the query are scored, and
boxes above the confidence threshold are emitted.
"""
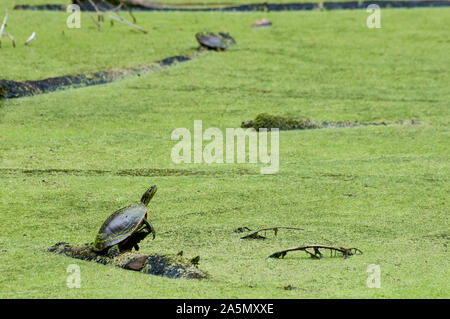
[240,226,304,240]
[76,0,101,30]
[269,245,363,260]
[0,8,8,48]
[24,32,36,46]
[99,0,123,12]
[0,8,7,37]
[7,32,15,48]
[233,227,252,233]
[88,0,104,24]
[99,0,123,26]
[108,14,148,34]
[121,1,137,24]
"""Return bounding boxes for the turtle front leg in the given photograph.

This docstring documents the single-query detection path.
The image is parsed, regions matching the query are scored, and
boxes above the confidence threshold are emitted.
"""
[142,219,156,240]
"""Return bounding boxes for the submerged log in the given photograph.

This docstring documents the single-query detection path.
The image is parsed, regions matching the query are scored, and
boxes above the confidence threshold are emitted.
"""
[0,54,194,99]
[48,242,208,279]
[242,113,420,131]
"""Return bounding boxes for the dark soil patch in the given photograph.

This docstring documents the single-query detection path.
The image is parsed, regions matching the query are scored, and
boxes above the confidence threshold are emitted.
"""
[48,242,208,279]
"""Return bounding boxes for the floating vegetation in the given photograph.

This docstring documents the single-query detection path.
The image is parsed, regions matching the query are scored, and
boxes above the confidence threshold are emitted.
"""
[242,113,321,131]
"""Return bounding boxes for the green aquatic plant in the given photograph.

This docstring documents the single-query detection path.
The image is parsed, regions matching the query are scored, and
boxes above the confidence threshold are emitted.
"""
[241,113,321,130]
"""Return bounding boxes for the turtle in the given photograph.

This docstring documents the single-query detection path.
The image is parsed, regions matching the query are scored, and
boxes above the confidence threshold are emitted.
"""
[195,32,236,51]
[92,185,157,254]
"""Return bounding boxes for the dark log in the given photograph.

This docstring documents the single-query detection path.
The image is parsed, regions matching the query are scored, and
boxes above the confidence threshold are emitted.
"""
[48,242,208,279]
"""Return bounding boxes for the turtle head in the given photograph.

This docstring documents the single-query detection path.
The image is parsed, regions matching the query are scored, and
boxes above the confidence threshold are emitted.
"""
[141,185,157,206]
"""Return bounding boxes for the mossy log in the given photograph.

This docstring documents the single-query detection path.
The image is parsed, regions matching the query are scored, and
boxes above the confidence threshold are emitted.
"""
[241,113,420,131]
[48,242,208,279]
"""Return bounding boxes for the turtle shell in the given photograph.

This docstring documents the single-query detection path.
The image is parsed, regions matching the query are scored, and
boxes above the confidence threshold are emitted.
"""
[195,32,236,50]
[93,203,148,252]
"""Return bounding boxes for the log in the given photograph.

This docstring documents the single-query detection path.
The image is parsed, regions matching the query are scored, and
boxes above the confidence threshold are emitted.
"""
[48,242,208,279]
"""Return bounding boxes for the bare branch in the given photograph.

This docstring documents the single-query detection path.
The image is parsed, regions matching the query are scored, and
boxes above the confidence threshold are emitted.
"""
[76,0,101,30]
[0,8,8,48]
[269,245,363,259]
[232,227,252,233]
[240,226,304,240]
[88,0,104,24]
[24,32,36,46]
[7,32,15,48]
[121,1,137,24]
[0,8,7,37]
[99,0,123,12]
[108,14,148,34]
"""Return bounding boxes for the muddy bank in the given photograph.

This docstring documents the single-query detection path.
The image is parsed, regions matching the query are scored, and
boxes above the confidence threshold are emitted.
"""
[14,1,450,12]
[48,242,208,279]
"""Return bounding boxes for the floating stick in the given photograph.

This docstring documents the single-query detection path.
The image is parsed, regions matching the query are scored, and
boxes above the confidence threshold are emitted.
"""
[269,245,363,260]
[99,0,123,26]
[88,0,104,24]
[108,14,148,34]
[76,0,101,30]
[0,8,8,48]
[7,32,15,48]
[240,226,304,240]
[121,1,137,24]
[24,32,36,46]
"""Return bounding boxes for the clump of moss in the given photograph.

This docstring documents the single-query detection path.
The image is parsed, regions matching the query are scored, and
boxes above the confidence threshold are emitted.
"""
[143,254,207,279]
[241,113,321,130]
[0,85,6,99]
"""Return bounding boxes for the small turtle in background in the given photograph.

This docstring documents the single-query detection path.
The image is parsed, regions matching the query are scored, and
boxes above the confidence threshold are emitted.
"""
[92,185,157,255]
[195,32,236,51]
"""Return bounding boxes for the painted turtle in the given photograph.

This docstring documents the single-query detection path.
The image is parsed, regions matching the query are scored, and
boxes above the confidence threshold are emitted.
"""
[92,185,157,254]
[195,32,236,51]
